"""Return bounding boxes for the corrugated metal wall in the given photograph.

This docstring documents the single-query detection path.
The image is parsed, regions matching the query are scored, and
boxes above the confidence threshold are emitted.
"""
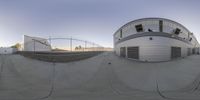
[115,36,191,62]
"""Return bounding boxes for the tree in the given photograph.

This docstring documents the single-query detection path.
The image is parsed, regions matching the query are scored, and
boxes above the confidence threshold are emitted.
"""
[75,45,82,51]
[11,43,21,50]
[78,45,82,49]
[75,47,79,50]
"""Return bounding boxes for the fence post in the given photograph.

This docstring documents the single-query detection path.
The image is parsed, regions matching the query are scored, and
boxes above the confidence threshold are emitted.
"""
[70,37,72,52]
[93,43,95,51]
[85,41,87,52]
[33,40,36,54]
[49,36,51,49]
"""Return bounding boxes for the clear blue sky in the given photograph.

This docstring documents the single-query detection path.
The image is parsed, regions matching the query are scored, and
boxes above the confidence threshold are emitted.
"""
[0,0,200,47]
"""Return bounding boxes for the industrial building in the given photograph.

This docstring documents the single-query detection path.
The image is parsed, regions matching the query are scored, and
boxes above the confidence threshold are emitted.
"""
[0,47,17,54]
[114,18,200,62]
[23,35,51,52]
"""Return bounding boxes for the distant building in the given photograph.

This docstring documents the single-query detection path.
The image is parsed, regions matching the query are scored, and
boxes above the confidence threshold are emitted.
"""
[113,18,200,62]
[23,35,51,52]
[102,47,113,51]
[0,47,17,54]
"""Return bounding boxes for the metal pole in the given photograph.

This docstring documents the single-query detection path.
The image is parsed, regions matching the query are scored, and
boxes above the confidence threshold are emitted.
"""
[93,43,95,51]
[85,41,87,52]
[34,40,35,53]
[70,37,72,52]
[49,36,52,49]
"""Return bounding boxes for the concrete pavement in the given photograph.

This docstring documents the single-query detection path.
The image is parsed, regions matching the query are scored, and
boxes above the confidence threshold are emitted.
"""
[0,52,200,100]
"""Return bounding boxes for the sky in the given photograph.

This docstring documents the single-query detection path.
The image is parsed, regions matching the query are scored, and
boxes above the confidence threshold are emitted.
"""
[0,0,200,48]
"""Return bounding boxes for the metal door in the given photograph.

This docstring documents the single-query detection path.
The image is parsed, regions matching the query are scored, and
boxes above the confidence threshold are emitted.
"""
[187,48,191,56]
[171,47,181,59]
[127,47,139,59]
[120,47,126,57]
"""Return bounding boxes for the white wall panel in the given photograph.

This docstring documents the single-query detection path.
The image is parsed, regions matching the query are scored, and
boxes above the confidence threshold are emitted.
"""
[114,18,199,62]
[0,48,17,54]
[115,36,192,62]
[114,18,195,45]
[24,35,51,51]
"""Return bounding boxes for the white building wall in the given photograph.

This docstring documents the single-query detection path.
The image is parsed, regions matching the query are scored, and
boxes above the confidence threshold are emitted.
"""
[114,18,192,42]
[114,18,199,62]
[143,20,159,32]
[115,36,192,62]
[0,47,17,54]
[24,35,51,51]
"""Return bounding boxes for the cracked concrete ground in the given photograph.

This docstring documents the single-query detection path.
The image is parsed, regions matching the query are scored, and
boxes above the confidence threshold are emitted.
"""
[0,52,200,100]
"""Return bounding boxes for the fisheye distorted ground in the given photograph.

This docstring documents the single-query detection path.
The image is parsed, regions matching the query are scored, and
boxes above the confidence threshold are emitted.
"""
[0,52,200,100]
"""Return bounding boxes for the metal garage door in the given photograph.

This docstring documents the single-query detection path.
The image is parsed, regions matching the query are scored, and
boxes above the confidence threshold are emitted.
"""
[127,47,139,59]
[187,48,192,56]
[192,48,195,54]
[171,47,181,59]
[120,47,126,57]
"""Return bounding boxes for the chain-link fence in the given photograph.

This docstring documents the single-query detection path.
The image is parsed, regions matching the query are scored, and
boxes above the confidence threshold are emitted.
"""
[49,37,104,52]
[19,37,107,62]
[21,37,106,52]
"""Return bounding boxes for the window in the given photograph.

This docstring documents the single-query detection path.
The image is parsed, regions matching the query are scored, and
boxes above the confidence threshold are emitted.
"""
[120,29,122,38]
[135,24,143,32]
[159,20,163,32]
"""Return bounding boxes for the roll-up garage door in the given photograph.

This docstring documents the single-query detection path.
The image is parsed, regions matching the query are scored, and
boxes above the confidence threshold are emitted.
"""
[127,47,139,59]
[187,48,192,56]
[120,47,126,57]
[171,47,181,59]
